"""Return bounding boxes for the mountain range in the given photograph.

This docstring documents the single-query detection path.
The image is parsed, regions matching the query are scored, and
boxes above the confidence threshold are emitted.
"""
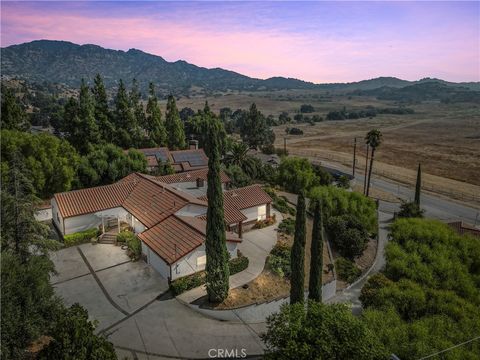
[1,40,479,95]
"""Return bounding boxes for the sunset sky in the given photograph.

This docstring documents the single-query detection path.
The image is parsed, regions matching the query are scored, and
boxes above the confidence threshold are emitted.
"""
[1,1,479,83]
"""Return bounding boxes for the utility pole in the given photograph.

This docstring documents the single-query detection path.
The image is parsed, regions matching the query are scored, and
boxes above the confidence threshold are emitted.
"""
[363,144,369,195]
[352,137,357,178]
[284,136,287,154]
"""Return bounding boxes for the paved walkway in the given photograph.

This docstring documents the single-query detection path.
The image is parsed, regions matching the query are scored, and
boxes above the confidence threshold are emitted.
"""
[177,210,283,304]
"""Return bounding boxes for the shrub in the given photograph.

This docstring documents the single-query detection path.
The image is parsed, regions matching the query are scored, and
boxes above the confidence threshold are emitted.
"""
[125,233,141,260]
[278,218,295,235]
[273,197,296,216]
[300,104,315,113]
[229,256,249,275]
[268,242,291,278]
[326,214,369,259]
[335,257,361,283]
[64,228,99,247]
[116,230,135,244]
[397,201,424,218]
[169,273,205,296]
[253,215,276,229]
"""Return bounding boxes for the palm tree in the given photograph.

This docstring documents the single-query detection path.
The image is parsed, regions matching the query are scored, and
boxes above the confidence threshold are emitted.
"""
[365,129,382,197]
[223,141,258,178]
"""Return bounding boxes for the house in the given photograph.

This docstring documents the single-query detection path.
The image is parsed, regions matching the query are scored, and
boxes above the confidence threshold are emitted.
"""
[448,221,480,238]
[51,171,272,281]
[198,184,273,238]
[155,167,230,197]
[135,141,209,173]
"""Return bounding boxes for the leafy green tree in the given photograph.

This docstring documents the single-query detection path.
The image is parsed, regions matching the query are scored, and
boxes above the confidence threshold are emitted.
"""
[92,74,115,143]
[75,144,146,187]
[365,129,382,197]
[239,103,274,149]
[290,191,306,304]
[262,302,388,360]
[277,157,317,194]
[308,200,323,301]
[145,82,167,146]
[204,114,230,302]
[223,141,259,179]
[179,106,195,122]
[224,164,251,188]
[309,185,377,234]
[38,304,116,360]
[415,163,421,206]
[325,214,369,259]
[113,79,134,148]
[1,86,29,131]
[1,130,79,198]
[165,95,186,150]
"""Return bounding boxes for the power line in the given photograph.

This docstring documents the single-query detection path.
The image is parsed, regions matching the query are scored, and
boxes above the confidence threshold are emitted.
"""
[417,335,480,360]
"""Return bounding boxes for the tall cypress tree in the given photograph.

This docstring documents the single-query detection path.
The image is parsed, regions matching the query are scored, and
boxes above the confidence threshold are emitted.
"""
[414,163,422,207]
[92,74,114,143]
[204,113,229,303]
[129,78,145,147]
[308,200,323,302]
[290,191,307,304]
[114,79,134,148]
[145,83,167,146]
[165,95,186,150]
[78,80,100,152]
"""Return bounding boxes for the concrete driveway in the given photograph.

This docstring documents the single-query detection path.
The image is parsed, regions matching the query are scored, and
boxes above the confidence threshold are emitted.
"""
[51,243,169,330]
[51,243,266,359]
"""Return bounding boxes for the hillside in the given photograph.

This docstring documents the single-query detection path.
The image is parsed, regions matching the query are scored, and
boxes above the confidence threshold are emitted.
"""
[2,40,479,95]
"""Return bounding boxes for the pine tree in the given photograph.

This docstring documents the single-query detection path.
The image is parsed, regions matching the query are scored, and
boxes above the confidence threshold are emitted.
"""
[129,79,145,147]
[77,79,100,153]
[165,95,186,150]
[290,191,307,304]
[204,113,229,303]
[114,79,134,148]
[308,200,323,302]
[1,87,29,131]
[414,163,421,206]
[145,83,167,146]
[92,74,114,143]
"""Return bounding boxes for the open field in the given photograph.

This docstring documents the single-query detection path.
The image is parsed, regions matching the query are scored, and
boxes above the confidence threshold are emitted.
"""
[166,90,480,204]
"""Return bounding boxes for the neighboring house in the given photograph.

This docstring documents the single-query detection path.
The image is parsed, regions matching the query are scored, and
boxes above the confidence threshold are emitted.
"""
[198,184,273,238]
[135,141,209,173]
[51,171,272,280]
[448,221,480,238]
[155,168,230,197]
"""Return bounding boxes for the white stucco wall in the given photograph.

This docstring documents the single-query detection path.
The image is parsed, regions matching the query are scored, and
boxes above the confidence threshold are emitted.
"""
[142,242,171,280]
[64,214,102,235]
[240,205,266,223]
[51,198,64,234]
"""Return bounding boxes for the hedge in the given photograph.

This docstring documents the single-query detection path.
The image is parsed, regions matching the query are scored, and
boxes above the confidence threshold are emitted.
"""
[335,257,361,283]
[63,228,100,247]
[169,255,249,296]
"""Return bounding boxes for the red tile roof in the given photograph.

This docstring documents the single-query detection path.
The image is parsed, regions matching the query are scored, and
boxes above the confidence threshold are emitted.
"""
[54,180,139,218]
[198,184,272,225]
[155,168,230,185]
[138,215,240,264]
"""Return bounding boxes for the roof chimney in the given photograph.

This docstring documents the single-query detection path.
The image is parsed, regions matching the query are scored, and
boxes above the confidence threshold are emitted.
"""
[189,139,199,150]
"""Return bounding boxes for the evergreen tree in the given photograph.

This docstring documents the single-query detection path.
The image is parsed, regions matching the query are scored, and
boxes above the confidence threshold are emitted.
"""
[77,79,100,153]
[145,83,167,146]
[204,113,229,303]
[239,103,274,149]
[129,78,145,147]
[414,163,421,206]
[114,79,134,148]
[290,191,307,304]
[308,200,323,302]
[92,74,114,143]
[165,95,186,150]
[1,87,29,131]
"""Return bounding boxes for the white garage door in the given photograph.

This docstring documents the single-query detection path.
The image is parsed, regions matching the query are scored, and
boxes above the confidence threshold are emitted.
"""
[258,205,267,220]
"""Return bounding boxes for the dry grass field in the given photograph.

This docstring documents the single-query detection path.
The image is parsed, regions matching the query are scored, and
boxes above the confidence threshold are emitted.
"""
[164,90,480,204]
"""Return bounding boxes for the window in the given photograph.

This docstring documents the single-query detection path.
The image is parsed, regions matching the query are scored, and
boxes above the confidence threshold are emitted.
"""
[197,255,207,267]
[258,205,267,220]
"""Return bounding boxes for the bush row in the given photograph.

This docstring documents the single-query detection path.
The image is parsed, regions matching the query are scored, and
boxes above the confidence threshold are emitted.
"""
[63,228,100,247]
